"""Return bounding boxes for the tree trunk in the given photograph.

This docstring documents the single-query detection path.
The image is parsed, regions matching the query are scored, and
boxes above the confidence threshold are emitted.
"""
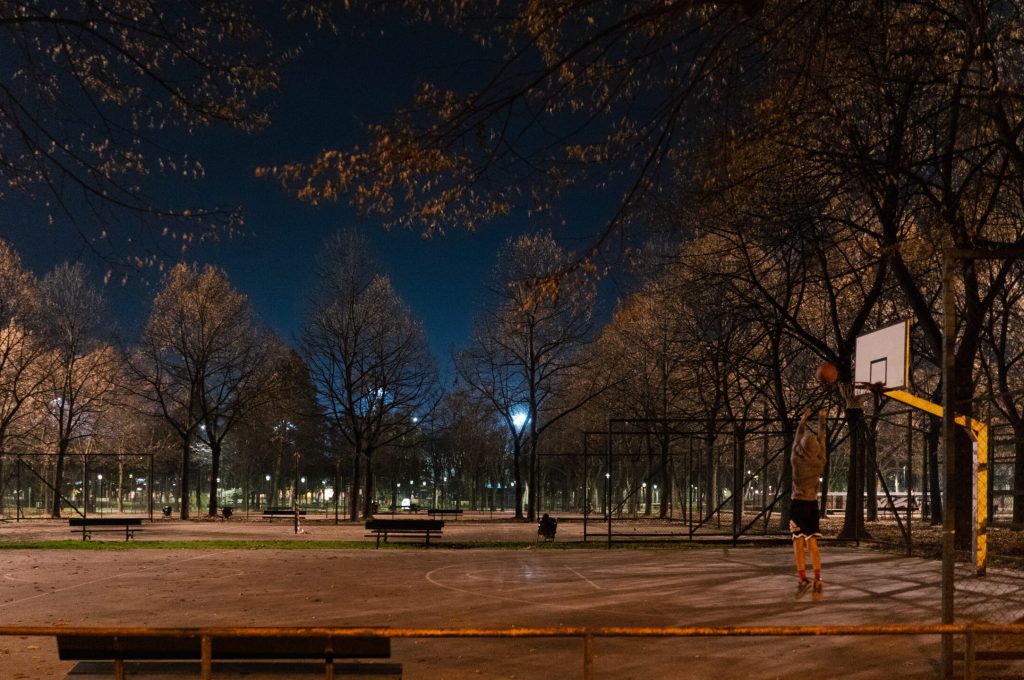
[866,423,878,521]
[733,428,745,538]
[362,449,375,518]
[349,449,360,521]
[179,433,191,520]
[645,446,654,517]
[659,430,672,519]
[527,433,539,522]
[208,440,221,517]
[118,458,125,513]
[953,369,976,551]
[513,442,524,520]
[703,430,716,520]
[1014,437,1024,525]
[778,420,794,530]
[839,407,871,540]
[50,438,69,518]
[926,418,942,524]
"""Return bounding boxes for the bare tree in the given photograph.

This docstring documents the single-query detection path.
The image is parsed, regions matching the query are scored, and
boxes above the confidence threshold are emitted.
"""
[261,349,325,509]
[35,262,117,517]
[979,267,1024,524]
[262,1,1024,547]
[128,263,277,519]
[457,232,607,520]
[435,389,504,511]
[0,1,334,264]
[302,230,439,519]
[36,261,117,516]
[0,239,47,455]
[265,1,776,245]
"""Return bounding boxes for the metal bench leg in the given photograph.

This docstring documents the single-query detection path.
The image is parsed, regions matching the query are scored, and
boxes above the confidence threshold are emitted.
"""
[583,633,593,680]
[965,629,976,680]
[201,635,213,680]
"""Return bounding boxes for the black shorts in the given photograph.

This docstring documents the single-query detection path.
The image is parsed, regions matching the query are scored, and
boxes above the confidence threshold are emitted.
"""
[790,499,821,539]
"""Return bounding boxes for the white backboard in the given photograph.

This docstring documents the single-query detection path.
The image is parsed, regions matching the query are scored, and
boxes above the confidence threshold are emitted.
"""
[854,321,909,391]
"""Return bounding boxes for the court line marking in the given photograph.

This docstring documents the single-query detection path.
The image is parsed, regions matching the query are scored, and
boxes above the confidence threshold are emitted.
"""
[424,563,616,612]
[3,573,32,583]
[565,565,601,590]
[422,560,707,618]
[0,553,215,609]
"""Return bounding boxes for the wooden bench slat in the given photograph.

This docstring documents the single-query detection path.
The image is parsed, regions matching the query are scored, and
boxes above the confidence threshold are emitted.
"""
[366,519,443,530]
[426,509,463,520]
[973,650,1024,660]
[58,634,391,660]
[365,519,444,547]
[69,518,143,526]
[67,518,144,541]
[65,660,404,678]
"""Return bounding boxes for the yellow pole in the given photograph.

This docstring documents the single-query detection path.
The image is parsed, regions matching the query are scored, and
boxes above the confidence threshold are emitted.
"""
[885,390,987,576]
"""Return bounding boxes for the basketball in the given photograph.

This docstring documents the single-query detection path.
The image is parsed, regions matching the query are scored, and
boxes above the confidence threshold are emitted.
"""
[815,362,838,384]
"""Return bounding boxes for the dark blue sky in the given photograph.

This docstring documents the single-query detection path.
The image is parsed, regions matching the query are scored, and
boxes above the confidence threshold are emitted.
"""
[0,14,621,383]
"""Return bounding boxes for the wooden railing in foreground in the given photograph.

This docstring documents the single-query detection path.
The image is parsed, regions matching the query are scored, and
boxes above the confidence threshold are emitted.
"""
[0,623,1017,680]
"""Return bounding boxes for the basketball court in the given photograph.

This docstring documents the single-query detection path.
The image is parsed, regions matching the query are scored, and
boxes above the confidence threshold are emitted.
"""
[2,538,1020,679]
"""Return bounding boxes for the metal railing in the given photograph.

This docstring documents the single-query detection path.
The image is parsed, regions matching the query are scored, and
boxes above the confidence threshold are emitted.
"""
[2,622,1019,680]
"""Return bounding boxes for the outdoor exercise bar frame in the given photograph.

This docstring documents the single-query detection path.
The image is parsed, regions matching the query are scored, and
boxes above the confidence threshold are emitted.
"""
[586,417,814,548]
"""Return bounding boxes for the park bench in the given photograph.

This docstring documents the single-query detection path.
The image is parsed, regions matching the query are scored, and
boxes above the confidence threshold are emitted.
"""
[427,508,463,520]
[365,518,444,547]
[57,631,399,679]
[68,517,143,542]
[263,506,306,520]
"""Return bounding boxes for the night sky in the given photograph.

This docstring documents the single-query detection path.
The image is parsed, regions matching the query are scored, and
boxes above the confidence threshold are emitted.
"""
[0,15,621,383]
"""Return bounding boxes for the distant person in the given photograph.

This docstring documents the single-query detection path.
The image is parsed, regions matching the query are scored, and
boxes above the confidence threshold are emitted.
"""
[538,513,557,541]
[791,410,826,598]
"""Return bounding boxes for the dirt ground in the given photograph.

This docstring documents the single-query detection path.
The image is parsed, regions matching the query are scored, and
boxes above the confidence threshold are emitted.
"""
[1,517,1023,679]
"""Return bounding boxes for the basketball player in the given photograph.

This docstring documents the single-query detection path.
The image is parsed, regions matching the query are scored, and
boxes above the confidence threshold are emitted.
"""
[791,409,825,597]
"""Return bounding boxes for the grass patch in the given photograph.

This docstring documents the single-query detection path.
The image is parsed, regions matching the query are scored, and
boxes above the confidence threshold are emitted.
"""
[0,539,713,551]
